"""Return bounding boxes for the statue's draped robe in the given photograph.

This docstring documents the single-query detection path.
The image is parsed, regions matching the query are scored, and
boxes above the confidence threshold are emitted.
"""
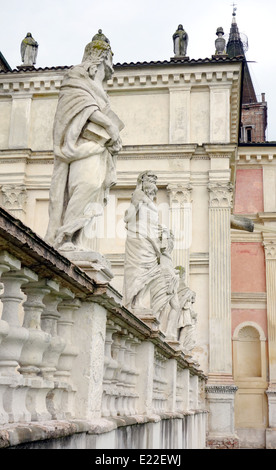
[123,190,161,309]
[151,252,179,329]
[46,65,117,248]
[21,37,38,65]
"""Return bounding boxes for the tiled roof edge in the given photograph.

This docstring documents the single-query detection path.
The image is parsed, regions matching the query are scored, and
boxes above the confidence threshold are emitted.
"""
[0,56,244,74]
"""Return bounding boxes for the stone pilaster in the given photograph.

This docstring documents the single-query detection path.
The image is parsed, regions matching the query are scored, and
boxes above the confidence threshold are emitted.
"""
[263,237,276,386]
[167,183,192,282]
[263,236,276,446]
[207,180,238,447]
[169,87,191,144]
[8,95,32,149]
[208,181,233,378]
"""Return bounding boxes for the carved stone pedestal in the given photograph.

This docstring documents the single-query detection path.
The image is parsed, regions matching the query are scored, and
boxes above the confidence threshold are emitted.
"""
[61,250,114,284]
[131,308,160,331]
[266,388,276,448]
[206,383,239,449]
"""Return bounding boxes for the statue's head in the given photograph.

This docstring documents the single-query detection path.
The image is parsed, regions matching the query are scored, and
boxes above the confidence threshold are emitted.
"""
[82,29,114,79]
[137,170,157,188]
[160,227,175,254]
[175,265,186,279]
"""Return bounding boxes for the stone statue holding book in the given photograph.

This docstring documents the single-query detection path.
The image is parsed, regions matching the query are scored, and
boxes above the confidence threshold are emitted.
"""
[45,30,124,252]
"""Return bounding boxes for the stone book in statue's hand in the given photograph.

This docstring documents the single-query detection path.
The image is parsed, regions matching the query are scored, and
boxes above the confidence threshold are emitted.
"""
[82,122,111,145]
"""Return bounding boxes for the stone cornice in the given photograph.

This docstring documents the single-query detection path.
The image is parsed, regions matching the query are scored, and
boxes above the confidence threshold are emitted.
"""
[0,62,241,95]
[237,149,276,165]
[231,292,267,309]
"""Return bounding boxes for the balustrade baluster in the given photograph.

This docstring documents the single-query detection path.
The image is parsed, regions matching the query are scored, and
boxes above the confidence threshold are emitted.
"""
[40,281,66,419]
[19,279,54,421]
[0,265,37,423]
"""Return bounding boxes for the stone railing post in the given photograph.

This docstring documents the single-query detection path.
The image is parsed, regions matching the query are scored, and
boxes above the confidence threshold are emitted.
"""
[136,341,155,416]
[56,296,80,419]
[166,358,177,413]
[69,301,107,420]
[176,366,190,412]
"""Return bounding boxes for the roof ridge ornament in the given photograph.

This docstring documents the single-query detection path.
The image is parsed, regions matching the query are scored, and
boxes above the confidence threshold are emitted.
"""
[213,27,227,57]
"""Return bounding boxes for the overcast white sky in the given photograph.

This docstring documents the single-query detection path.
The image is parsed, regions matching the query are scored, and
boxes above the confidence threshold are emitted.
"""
[1,0,276,140]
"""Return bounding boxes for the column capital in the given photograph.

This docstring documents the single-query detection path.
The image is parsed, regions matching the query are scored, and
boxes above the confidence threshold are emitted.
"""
[167,182,192,205]
[263,238,276,260]
[1,184,27,217]
[208,181,233,208]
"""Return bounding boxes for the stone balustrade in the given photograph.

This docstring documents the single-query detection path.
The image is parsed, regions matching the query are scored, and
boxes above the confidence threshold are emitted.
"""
[0,206,207,449]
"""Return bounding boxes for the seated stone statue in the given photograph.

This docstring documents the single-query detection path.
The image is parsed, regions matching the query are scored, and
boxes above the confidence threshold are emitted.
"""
[123,171,198,351]
[45,30,124,252]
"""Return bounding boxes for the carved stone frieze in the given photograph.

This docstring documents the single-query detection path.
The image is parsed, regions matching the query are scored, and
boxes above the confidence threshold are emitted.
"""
[208,182,233,208]
[205,384,238,394]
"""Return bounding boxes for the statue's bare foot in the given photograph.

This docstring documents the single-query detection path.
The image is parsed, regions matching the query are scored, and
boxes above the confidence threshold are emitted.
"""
[59,241,76,252]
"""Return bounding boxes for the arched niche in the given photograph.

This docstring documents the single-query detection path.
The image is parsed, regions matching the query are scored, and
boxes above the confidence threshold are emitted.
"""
[233,322,266,380]
[233,321,268,431]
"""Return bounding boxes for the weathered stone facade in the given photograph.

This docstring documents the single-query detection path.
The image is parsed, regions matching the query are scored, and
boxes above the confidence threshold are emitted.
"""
[0,14,275,449]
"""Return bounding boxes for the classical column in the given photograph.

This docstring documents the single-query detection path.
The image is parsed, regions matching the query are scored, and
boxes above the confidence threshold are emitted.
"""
[167,183,192,282]
[206,180,238,447]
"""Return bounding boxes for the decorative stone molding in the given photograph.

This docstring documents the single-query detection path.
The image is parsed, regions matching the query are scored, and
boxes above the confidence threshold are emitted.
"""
[106,69,241,90]
[205,385,238,394]
[231,292,267,310]
[237,151,276,165]
[1,184,27,213]
[207,182,233,208]
[233,321,266,342]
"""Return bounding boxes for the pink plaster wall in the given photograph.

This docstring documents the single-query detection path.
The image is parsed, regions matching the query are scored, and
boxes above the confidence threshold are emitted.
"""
[234,168,264,214]
[231,242,266,292]
[232,309,267,337]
